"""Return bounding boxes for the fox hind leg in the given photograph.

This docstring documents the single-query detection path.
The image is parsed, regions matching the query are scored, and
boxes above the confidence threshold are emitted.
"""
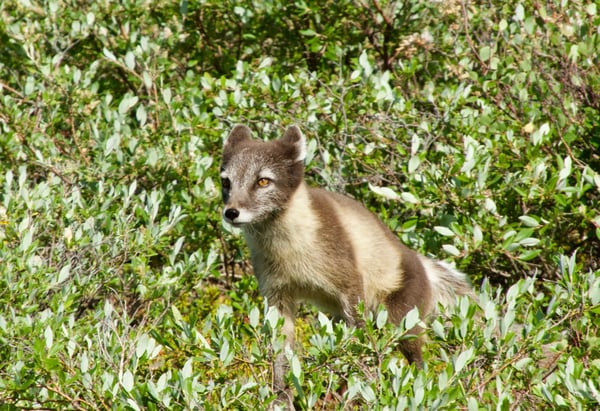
[384,275,432,368]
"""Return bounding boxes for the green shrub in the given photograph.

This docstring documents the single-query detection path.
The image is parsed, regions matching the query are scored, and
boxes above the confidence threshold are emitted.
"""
[0,0,598,409]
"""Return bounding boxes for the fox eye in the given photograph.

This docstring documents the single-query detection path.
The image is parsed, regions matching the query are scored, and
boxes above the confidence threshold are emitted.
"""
[257,178,271,187]
[221,177,231,190]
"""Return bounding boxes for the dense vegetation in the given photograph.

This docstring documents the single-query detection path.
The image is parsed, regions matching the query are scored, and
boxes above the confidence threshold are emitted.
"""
[0,0,598,409]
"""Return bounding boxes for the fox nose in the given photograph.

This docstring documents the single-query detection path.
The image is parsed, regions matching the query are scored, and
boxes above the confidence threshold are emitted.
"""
[224,208,240,221]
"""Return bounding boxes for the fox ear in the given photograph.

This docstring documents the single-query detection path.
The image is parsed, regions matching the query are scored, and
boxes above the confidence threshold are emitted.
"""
[225,124,252,148]
[280,125,306,163]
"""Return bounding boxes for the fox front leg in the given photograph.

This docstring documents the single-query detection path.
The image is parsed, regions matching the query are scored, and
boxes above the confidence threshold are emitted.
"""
[270,302,296,410]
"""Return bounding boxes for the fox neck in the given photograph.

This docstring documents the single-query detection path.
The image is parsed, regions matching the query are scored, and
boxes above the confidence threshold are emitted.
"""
[241,181,316,252]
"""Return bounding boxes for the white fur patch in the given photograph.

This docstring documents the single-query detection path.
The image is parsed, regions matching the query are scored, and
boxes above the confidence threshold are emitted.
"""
[419,256,468,308]
[258,168,277,181]
[223,208,257,225]
[292,127,307,163]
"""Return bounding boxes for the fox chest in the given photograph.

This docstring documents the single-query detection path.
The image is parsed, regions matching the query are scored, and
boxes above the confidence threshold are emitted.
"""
[243,225,343,296]
[248,234,323,285]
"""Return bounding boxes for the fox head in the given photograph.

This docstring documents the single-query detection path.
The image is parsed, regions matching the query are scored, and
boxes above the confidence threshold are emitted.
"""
[220,125,306,227]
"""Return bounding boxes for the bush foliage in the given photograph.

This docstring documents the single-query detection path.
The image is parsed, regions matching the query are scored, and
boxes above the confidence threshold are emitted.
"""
[0,0,599,409]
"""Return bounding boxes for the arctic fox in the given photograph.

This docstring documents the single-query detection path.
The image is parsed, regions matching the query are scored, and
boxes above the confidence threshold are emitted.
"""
[220,124,472,401]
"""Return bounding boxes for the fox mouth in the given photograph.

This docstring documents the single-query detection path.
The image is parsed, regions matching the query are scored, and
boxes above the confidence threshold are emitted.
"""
[226,220,246,227]
[222,213,252,227]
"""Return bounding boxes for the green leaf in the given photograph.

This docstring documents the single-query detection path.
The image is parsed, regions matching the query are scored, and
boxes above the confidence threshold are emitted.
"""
[518,249,542,261]
[361,385,376,402]
[105,134,121,155]
[519,215,540,227]
[454,348,474,373]
[468,397,479,411]
[142,71,153,89]
[249,306,260,328]
[431,319,446,339]
[56,264,71,284]
[404,307,420,330]
[368,183,400,200]
[359,50,372,76]
[434,226,455,237]
[400,192,419,204]
[590,278,600,305]
[408,155,420,173]
[513,357,532,371]
[181,358,193,380]
[121,370,134,393]
[102,47,117,61]
[220,339,232,365]
[44,326,54,350]
[136,333,150,359]
[479,46,491,61]
[299,29,317,36]
[80,352,89,373]
[162,87,172,105]
[125,51,135,70]
[442,244,460,256]
[265,306,281,330]
[519,237,540,247]
[515,4,525,21]
[291,355,302,378]
[376,309,388,329]
[171,305,183,327]
[20,228,33,252]
[136,105,147,126]
[118,95,138,115]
